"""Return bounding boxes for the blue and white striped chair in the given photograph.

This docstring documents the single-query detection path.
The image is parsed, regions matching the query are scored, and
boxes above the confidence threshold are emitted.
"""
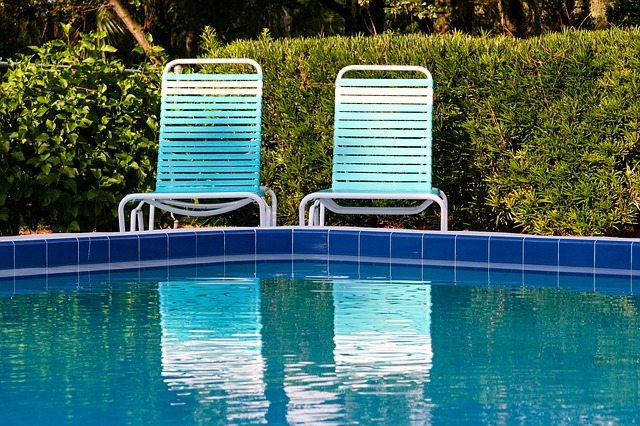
[118,59,276,231]
[299,65,448,230]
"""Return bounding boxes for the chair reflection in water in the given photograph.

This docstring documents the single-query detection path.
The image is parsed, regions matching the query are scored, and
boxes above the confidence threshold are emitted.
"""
[158,277,432,423]
[159,278,268,421]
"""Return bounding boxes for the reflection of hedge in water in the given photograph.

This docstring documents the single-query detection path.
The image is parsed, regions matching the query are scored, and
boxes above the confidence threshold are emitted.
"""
[204,28,640,235]
[429,285,640,422]
[0,281,165,424]
[2,29,640,235]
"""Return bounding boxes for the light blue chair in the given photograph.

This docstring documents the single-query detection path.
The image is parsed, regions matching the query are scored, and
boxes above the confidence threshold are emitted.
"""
[299,65,448,230]
[118,59,276,231]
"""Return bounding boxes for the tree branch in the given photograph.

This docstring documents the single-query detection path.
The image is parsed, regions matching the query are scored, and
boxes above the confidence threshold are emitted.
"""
[107,0,161,64]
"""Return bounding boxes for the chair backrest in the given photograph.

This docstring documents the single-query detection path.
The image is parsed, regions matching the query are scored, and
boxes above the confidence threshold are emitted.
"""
[156,58,263,193]
[332,65,434,193]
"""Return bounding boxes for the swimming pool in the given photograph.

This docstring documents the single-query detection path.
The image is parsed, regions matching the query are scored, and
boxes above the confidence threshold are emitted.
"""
[1,228,640,424]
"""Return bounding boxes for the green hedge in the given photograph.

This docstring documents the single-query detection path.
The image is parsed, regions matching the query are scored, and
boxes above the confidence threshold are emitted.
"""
[2,29,640,235]
[203,28,640,235]
[0,33,160,233]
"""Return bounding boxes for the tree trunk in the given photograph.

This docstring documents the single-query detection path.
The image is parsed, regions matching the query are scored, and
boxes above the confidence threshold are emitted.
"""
[107,0,161,64]
[497,0,528,37]
[450,0,474,32]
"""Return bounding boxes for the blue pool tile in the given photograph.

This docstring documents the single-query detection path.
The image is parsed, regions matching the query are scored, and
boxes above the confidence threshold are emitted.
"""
[391,264,422,281]
[423,233,455,262]
[423,265,455,283]
[456,235,489,264]
[293,229,328,255]
[225,260,256,276]
[0,242,14,270]
[109,235,139,263]
[257,229,292,255]
[524,270,557,288]
[139,233,168,261]
[257,260,294,277]
[83,236,110,264]
[14,276,48,293]
[327,260,359,278]
[559,272,593,292]
[196,231,224,257]
[489,269,522,286]
[524,238,559,267]
[168,232,197,259]
[559,239,594,269]
[359,261,391,279]
[595,275,631,295]
[632,242,640,274]
[457,267,489,285]
[595,240,631,272]
[360,231,391,258]
[294,259,329,277]
[391,232,422,260]
[225,230,256,257]
[47,238,79,268]
[489,236,523,265]
[15,240,46,269]
[329,230,359,257]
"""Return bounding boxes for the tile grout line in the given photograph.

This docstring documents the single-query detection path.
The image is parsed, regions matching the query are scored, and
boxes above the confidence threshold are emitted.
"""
[593,240,597,292]
[487,235,491,285]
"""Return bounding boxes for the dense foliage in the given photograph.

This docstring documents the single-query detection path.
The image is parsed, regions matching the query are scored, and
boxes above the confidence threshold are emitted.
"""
[0,32,159,233]
[202,28,640,235]
[1,0,639,60]
[1,29,639,235]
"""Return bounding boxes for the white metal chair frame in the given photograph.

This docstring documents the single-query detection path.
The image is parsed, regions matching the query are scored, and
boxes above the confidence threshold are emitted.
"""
[118,58,277,232]
[299,65,448,230]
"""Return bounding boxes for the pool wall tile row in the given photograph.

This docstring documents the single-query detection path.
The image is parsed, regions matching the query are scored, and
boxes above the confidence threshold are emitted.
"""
[1,228,639,279]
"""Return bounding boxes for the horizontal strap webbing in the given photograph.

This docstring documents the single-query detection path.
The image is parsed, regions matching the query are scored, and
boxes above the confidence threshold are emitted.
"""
[331,182,432,192]
[158,156,259,164]
[163,88,261,96]
[163,110,260,118]
[335,129,427,138]
[162,95,260,104]
[333,163,428,173]
[161,117,260,125]
[158,170,259,177]
[161,140,260,147]
[336,120,430,130]
[336,87,431,97]
[337,95,431,105]
[336,104,431,113]
[155,186,261,193]
[158,147,260,156]
[162,80,261,89]
[336,111,430,121]
[158,159,260,170]
[334,137,429,147]
[337,78,432,87]
[164,73,261,81]
[334,154,431,164]
[160,132,260,140]
[161,124,259,132]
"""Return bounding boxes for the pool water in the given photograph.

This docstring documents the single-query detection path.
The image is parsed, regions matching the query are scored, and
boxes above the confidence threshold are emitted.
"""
[1,262,640,424]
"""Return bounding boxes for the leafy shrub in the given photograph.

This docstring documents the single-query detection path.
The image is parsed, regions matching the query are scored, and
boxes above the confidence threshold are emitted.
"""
[0,32,160,233]
[202,28,640,235]
[2,29,640,236]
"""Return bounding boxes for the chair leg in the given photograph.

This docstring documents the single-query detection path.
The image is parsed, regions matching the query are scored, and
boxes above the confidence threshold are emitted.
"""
[148,205,155,231]
[129,211,137,232]
[319,202,326,226]
[439,190,448,231]
[136,209,144,231]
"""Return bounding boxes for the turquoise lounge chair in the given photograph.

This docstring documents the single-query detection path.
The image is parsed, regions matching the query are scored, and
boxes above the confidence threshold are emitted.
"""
[298,65,448,230]
[118,58,276,231]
